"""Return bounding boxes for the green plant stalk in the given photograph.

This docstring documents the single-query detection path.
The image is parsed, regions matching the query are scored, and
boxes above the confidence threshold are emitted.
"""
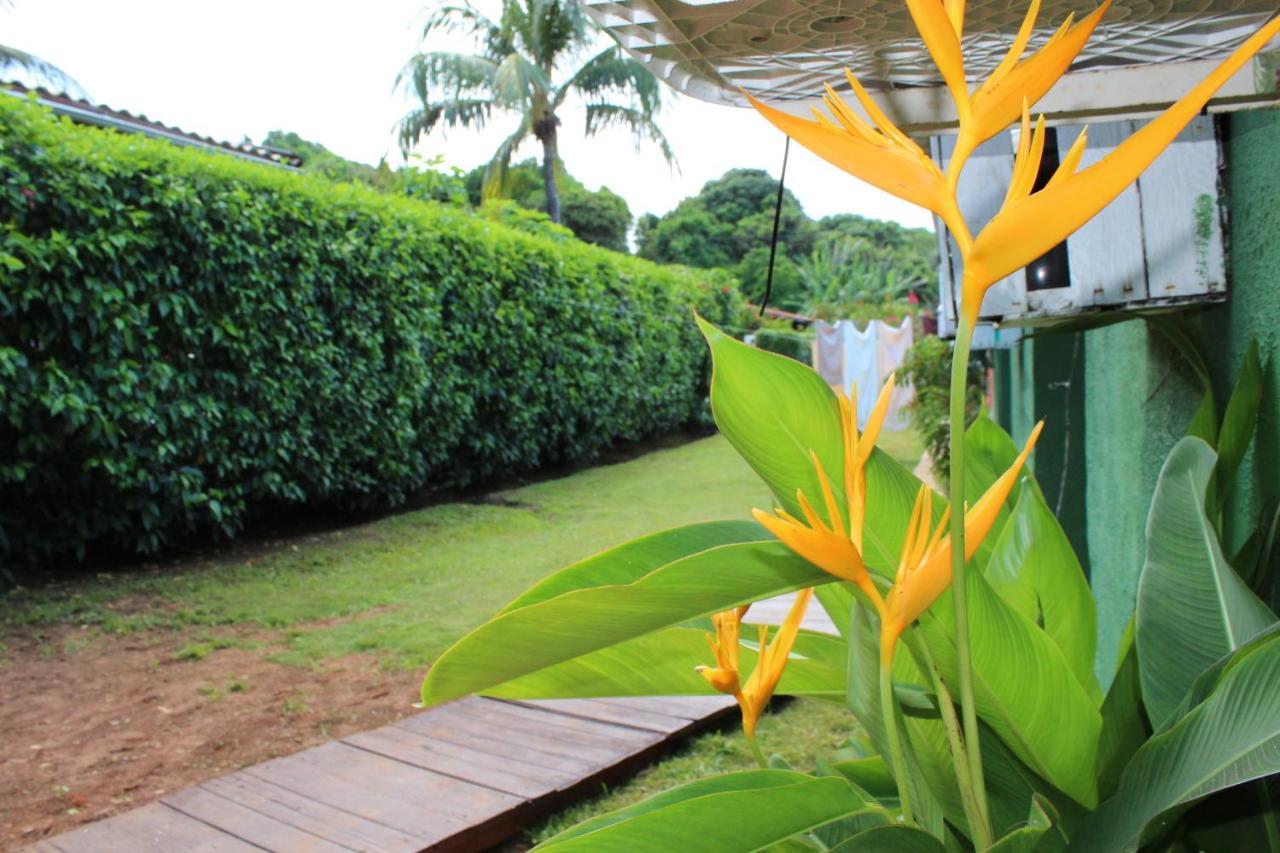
[879,649,915,825]
[947,315,993,841]
[903,631,991,847]
[747,733,769,769]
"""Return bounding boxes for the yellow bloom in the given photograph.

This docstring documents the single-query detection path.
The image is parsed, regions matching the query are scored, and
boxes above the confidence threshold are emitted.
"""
[745,91,950,220]
[752,378,895,611]
[698,591,814,738]
[967,1,1110,150]
[962,13,1280,314]
[881,421,1044,662]
[904,0,969,120]
[697,603,748,695]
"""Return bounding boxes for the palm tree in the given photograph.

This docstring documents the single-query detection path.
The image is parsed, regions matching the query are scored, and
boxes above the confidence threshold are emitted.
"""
[396,0,673,223]
[0,45,88,99]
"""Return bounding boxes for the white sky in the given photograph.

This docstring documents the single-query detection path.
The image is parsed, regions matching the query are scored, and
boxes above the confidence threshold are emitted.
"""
[1,0,933,229]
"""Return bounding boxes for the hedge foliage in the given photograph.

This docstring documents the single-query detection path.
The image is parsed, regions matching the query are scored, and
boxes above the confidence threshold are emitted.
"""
[0,96,738,564]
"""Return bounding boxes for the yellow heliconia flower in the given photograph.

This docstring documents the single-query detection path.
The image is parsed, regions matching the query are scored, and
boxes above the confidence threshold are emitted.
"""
[698,590,815,738]
[752,378,896,612]
[966,0,1110,153]
[697,603,749,695]
[963,13,1280,308]
[744,90,951,224]
[880,421,1044,663]
[748,0,1280,326]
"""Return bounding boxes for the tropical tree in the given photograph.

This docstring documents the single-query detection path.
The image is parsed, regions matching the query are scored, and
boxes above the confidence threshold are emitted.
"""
[1,1,88,99]
[396,0,673,223]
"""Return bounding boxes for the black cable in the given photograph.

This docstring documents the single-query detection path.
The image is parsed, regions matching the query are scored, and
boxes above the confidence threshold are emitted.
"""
[759,135,791,317]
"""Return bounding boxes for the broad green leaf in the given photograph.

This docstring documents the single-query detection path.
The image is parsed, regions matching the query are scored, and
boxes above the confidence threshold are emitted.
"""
[1095,624,1148,801]
[1161,621,1280,729]
[919,567,1102,807]
[1216,338,1262,497]
[828,825,947,852]
[536,774,881,852]
[481,626,845,700]
[986,796,1053,853]
[985,486,1100,702]
[847,604,952,837]
[536,770,843,846]
[698,316,928,577]
[1066,630,1280,852]
[1136,437,1277,729]
[698,316,844,520]
[965,409,1031,530]
[820,755,897,801]
[1185,390,1218,447]
[499,520,766,614]
[979,718,1085,843]
[422,541,828,705]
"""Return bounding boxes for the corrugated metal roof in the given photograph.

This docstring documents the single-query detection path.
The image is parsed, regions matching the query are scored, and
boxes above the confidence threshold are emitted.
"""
[3,83,303,169]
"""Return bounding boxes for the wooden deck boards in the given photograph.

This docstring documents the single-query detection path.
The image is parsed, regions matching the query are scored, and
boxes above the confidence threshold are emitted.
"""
[32,594,828,852]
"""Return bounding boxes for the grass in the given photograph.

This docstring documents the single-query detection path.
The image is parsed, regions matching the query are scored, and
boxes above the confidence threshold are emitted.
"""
[2,431,922,671]
[527,698,863,845]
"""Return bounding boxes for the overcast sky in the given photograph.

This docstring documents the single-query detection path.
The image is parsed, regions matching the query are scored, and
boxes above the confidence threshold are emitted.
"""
[1,0,933,230]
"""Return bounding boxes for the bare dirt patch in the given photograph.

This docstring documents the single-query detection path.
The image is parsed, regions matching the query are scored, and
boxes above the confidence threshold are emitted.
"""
[0,624,420,848]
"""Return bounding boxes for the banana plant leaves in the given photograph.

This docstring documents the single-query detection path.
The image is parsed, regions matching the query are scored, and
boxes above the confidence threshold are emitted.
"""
[1136,437,1276,730]
[1067,629,1280,851]
[534,770,885,851]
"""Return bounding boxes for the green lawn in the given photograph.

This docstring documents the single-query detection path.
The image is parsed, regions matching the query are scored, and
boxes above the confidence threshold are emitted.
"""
[3,430,921,670]
[527,698,862,845]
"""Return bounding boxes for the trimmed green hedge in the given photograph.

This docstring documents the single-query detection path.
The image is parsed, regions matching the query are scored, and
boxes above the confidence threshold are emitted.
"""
[0,96,737,564]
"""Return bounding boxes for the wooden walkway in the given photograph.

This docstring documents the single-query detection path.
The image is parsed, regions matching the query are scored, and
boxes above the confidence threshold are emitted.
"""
[29,595,826,852]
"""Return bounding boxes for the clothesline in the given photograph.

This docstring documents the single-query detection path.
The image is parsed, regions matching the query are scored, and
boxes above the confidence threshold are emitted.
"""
[812,317,915,430]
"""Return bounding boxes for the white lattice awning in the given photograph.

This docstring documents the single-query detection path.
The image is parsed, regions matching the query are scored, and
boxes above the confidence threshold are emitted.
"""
[583,0,1280,127]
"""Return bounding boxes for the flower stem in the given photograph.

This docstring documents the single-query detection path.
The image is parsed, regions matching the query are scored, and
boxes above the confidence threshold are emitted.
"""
[904,631,991,847]
[746,733,768,769]
[879,648,914,825]
[948,315,992,838]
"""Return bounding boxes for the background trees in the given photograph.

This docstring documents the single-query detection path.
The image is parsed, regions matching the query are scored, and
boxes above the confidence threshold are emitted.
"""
[396,0,673,224]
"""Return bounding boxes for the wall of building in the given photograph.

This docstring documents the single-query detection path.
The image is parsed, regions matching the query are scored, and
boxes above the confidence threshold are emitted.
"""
[994,106,1280,683]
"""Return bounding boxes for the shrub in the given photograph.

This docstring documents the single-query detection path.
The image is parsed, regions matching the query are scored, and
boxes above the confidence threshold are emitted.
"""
[751,328,812,366]
[0,96,738,565]
[897,333,985,475]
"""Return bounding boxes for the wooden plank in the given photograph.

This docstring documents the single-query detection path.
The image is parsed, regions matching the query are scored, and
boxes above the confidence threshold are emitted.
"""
[394,710,601,777]
[422,699,661,765]
[344,725,573,799]
[596,695,737,721]
[163,786,349,852]
[202,773,420,853]
[245,742,520,842]
[511,697,694,734]
[36,802,256,852]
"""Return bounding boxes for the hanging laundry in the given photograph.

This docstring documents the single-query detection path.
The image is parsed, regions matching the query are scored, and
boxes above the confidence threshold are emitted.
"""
[812,321,845,387]
[875,317,915,430]
[843,320,880,427]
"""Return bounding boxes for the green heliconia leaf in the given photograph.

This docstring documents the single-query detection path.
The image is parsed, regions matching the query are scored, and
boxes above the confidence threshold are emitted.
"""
[1185,390,1219,447]
[965,409,1034,530]
[1066,629,1280,852]
[499,520,767,614]
[919,566,1102,808]
[421,540,828,705]
[1136,437,1277,730]
[697,315,844,522]
[1215,338,1262,498]
[480,626,845,700]
[985,485,1100,702]
[534,771,883,851]
[697,315,928,577]
[847,604,953,837]
[827,825,947,852]
[819,755,898,801]
[1095,624,1148,801]
[985,796,1054,853]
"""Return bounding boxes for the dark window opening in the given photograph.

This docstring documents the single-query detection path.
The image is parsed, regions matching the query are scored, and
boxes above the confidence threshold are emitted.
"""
[1025,126,1072,291]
